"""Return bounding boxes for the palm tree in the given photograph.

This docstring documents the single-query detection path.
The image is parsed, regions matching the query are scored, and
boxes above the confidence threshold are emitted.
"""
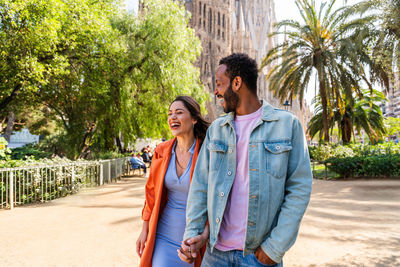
[261,0,389,142]
[367,0,400,85]
[308,89,387,144]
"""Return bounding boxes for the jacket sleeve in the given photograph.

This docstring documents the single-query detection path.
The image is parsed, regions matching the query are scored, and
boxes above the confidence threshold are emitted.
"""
[183,130,210,240]
[261,117,313,263]
[141,146,162,221]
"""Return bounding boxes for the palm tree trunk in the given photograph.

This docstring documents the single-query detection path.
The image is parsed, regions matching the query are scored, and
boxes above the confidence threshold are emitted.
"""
[341,114,353,144]
[319,80,330,143]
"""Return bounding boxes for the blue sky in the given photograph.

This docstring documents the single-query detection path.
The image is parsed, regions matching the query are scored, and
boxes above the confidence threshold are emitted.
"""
[125,0,138,13]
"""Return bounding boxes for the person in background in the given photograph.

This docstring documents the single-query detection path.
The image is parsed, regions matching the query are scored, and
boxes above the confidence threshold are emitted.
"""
[141,148,151,165]
[130,153,147,176]
[136,96,210,267]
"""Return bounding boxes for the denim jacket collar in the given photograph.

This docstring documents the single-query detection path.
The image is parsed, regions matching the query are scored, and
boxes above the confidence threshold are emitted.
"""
[219,100,279,127]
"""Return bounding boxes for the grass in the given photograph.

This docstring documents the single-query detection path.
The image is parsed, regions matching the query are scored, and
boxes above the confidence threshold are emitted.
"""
[311,162,341,180]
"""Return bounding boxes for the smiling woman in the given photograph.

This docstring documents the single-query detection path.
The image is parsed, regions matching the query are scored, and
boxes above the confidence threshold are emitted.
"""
[136,96,210,267]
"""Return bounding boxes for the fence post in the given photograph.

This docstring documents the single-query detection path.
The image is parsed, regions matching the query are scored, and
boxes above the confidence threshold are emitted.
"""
[119,158,122,178]
[108,160,111,183]
[9,171,14,210]
[72,165,75,184]
[114,159,117,181]
[41,168,44,203]
[100,162,103,185]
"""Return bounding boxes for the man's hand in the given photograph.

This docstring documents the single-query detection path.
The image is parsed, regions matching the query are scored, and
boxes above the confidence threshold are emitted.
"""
[178,226,209,263]
[255,247,277,265]
[177,239,195,264]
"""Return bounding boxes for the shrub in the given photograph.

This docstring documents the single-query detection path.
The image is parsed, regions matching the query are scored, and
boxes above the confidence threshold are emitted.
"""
[327,154,400,178]
[0,137,11,160]
[309,145,332,162]
[11,144,52,160]
[91,151,128,160]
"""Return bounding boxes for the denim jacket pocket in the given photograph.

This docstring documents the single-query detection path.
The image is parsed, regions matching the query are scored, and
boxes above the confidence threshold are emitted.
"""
[207,141,228,171]
[264,142,292,178]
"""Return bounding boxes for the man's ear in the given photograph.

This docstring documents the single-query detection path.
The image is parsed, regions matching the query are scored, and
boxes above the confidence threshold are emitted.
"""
[232,76,242,92]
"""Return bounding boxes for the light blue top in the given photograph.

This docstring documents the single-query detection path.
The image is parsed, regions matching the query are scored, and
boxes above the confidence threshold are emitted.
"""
[156,139,196,245]
[183,100,313,263]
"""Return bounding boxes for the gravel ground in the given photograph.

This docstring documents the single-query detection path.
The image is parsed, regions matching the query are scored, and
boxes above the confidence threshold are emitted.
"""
[1,176,399,267]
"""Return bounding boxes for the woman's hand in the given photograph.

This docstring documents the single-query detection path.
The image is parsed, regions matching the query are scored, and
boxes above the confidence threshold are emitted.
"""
[136,221,149,257]
[178,224,209,263]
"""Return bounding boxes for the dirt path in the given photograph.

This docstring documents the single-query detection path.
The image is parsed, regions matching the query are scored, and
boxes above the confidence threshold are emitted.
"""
[1,176,399,266]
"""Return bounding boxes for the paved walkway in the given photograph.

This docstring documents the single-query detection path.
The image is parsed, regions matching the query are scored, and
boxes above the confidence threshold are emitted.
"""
[1,176,399,267]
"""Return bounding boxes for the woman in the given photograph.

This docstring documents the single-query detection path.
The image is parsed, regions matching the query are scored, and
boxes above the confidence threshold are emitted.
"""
[136,96,210,267]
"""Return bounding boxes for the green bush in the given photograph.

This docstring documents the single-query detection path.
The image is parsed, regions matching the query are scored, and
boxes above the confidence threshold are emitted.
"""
[0,137,11,160]
[309,142,400,162]
[326,154,400,178]
[309,145,332,162]
[11,144,52,160]
[91,151,128,160]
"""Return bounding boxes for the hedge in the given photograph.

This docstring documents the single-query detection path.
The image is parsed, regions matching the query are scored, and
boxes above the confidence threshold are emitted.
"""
[326,154,400,178]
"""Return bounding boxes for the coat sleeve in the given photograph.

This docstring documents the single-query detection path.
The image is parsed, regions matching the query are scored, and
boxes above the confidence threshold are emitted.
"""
[141,146,163,221]
[183,130,210,240]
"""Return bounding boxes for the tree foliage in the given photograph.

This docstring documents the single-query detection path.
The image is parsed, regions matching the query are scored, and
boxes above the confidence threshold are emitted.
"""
[308,89,387,144]
[0,0,204,159]
[355,0,400,83]
[385,117,400,137]
[262,0,389,142]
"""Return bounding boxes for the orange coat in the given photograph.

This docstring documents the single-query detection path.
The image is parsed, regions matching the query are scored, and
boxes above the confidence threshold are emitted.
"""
[140,137,204,267]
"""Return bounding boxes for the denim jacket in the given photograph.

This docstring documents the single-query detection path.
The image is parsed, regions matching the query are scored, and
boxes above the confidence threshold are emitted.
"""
[183,101,312,263]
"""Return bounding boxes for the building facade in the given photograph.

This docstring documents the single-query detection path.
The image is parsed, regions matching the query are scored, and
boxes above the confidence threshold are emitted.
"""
[184,0,312,129]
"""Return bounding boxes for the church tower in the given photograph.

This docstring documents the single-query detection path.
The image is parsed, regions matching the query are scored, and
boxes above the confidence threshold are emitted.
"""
[184,0,312,129]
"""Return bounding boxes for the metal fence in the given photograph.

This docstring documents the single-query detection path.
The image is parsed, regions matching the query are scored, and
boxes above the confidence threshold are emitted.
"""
[0,157,130,210]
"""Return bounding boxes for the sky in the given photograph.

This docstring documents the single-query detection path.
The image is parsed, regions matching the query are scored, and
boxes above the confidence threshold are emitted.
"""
[125,0,138,13]
[125,0,361,107]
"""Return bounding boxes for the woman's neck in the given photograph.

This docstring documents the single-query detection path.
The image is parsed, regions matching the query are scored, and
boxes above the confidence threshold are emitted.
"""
[176,134,195,153]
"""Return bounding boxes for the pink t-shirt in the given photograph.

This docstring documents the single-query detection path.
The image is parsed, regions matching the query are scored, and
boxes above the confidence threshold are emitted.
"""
[215,106,262,251]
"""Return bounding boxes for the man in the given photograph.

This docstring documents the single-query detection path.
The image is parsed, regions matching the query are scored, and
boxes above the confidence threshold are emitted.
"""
[130,153,147,176]
[141,148,151,165]
[180,53,312,266]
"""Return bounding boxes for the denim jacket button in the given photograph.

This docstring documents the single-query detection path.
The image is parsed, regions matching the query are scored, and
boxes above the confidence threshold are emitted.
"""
[228,148,233,153]
[216,218,220,223]
[276,145,281,150]
[227,171,232,176]
[220,192,225,197]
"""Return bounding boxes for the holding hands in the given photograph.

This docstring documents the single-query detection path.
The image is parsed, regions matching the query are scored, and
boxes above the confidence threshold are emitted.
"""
[178,225,209,264]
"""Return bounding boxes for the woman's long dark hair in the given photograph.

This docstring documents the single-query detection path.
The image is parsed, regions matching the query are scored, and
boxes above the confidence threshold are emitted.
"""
[171,96,210,142]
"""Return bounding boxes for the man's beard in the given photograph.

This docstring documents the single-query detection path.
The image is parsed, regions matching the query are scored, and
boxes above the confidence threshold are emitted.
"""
[223,82,240,113]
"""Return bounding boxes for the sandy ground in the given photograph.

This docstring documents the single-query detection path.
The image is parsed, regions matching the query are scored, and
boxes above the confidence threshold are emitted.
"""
[1,176,399,267]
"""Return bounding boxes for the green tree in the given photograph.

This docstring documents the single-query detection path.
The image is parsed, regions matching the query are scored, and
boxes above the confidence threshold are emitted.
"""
[308,89,387,144]
[261,0,389,142]
[385,117,400,138]
[0,0,119,158]
[1,0,204,159]
[93,0,204,154]
[358,0,400,84]
[0,0,117,112]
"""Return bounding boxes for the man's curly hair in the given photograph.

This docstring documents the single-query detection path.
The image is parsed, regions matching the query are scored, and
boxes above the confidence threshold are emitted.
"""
[219,53,258,95]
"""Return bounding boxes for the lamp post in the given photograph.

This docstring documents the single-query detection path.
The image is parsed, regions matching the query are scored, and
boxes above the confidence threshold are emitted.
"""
[283,100,291,110]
